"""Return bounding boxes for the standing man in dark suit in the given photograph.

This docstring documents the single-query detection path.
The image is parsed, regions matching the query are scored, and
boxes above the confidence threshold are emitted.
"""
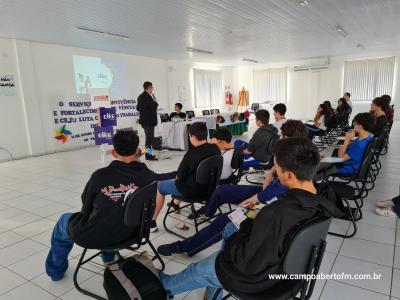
[137,81,158,161]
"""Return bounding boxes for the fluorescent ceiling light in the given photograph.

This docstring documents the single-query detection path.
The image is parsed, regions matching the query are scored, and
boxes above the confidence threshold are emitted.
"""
[76,27,130,41]
[297,0,309,6]
[335,25,349,37]
[242,58,258,63]
[186,47,213,55]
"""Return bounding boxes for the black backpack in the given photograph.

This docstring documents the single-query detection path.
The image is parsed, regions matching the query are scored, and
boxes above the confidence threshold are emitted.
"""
[103,255,168,300]
[317,182,360,221]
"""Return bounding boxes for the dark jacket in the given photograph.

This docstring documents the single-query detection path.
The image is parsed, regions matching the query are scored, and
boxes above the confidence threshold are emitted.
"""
[170,112,186,119]
[371,114,388,137]
[68,160,175,249]
[215,188,340,294]
[176,143,221,197]
[137,91,158,127]
[248,124,279,163]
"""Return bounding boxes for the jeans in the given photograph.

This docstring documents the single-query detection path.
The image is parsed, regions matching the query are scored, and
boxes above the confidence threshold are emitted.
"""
[181,180,287,256]
[160,222,238,300]
[45,213,115,281]
[158,179,183,197]
[142,125,155,150]
[181,213,231,256]
[203,184,262,217]
[393,195,400,217]
[305,124,325,137]
[234,140,262,169]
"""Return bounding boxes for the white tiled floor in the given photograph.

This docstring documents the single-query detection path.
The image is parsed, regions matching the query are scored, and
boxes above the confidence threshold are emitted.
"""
[0,123,399,299]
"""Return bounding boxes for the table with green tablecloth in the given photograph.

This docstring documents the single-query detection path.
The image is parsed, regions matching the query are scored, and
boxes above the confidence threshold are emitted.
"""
[209,121,248,136]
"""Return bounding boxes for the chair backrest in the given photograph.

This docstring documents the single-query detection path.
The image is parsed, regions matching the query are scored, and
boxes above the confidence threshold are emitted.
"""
[202,109,211,116]
[210,109,216,115]
[357,138,377,179]
[196,155,223,196]
[283,217,331,275]
[251,103,260,112]
[231,146,244,170]
[123,182,157,244]
[215,108,220,114]
[186,110,195,119]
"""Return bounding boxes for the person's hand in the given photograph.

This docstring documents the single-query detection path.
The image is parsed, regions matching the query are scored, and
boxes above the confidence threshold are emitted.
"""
[345,130,355,141]
[262,171,274,189]
[238,199,251,207]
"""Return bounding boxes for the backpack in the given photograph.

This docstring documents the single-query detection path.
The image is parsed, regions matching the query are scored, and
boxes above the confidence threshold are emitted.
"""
[103,255,168,300]
[317,182,361,221]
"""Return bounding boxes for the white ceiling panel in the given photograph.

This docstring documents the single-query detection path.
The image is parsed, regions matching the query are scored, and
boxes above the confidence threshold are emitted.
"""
[0,0,399,63]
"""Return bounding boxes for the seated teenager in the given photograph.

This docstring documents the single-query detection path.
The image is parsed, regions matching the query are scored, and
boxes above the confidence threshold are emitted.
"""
[325,113,374,176]
[272,103,287,134]
[344,92,353,108]
[45,130,176,281]
[157,120,308,257]
[337,97,350,112]
[152,122,220,231]
[234,109,278,169]
[170,102,186,119]
[381,94,394,124]
[159,137,338,300]
[305,103,332,137]
[370,97,388,137]
[323,100,334,114]
[210,128,234,181]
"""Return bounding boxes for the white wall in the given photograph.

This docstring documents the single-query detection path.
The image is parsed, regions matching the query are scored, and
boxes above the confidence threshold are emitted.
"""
[166,60,237,115]
[236,53,400,121]
[0,38,170,161]
[0,39,31,161]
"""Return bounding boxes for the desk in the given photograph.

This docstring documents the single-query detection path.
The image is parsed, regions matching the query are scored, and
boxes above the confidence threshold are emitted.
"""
[155,119,207,151]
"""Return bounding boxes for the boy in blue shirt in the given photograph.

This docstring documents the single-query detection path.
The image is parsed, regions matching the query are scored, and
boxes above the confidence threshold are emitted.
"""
[336,112,374,174]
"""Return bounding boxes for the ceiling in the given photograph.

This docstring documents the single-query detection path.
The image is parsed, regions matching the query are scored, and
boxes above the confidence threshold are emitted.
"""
[1,0,400,64]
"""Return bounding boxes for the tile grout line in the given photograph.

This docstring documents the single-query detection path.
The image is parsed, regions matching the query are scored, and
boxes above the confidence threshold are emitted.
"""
[317,222,350,299]
[390,216,398,299]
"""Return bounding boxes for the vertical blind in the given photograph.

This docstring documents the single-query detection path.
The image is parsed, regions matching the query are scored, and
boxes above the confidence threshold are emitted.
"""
[253,68,287,103]
[193,69,223,108]
[344,57,395,101]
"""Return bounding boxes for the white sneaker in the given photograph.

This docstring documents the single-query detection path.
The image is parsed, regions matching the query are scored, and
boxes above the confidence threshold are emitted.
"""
[375,207,397,217]
[376,199,395,208]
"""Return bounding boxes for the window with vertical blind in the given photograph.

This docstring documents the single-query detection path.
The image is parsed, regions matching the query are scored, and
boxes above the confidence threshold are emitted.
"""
[253,68,287,103]
[343,57,395,102]
[193,69,223,108]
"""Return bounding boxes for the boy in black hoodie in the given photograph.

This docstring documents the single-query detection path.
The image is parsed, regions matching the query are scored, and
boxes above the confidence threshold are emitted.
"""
[160,137,338,299]
[45,130,175,281]
[234,109,278,169]
[151,122,220,231]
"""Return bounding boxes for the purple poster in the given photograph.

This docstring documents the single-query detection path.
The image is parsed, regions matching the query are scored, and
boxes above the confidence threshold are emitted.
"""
[94,126,114,145]
[99,107,117,127]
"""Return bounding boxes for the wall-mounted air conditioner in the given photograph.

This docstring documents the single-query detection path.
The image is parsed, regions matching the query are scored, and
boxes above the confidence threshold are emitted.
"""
[293,57,330,72]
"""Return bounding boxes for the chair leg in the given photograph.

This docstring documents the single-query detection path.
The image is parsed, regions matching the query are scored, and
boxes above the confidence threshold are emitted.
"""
[162,199,188,239]
[73,249,107,300]
[147,240,165,271]
[191,203,199,234]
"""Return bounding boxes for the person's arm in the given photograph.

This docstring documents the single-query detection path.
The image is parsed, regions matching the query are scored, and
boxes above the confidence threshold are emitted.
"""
[176,153,190,181]
[238,194,259,207]
[80,176,97,215]
[246,129,261,154]
[338,131,354,161]
[224,208,281,274]
[262,168,276,189]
